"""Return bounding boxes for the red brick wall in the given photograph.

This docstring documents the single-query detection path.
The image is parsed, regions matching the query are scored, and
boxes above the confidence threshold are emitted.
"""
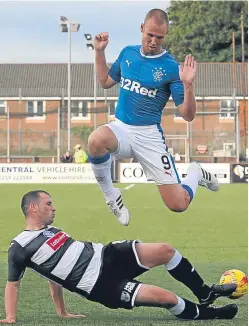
[1,100,60,131]
[1,98,247,155]
[2,99,247,132]
[162,100,238,134]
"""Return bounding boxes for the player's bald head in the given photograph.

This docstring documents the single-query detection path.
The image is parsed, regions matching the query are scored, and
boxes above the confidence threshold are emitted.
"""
[144,9,169,26]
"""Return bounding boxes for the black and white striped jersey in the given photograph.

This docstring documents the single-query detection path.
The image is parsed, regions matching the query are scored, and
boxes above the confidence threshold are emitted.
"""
[8,226,104,298]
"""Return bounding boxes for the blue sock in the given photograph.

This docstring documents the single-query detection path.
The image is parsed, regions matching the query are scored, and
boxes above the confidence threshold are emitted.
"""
[88,152,110,164]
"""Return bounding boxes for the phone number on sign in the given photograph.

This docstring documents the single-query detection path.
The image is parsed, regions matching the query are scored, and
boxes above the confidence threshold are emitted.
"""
[0,176,33,181]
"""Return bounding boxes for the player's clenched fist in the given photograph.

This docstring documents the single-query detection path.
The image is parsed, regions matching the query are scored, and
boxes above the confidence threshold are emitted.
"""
[94,32,109,50]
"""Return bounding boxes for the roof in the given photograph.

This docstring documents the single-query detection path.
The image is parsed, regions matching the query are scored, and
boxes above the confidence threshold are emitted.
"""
[0,63,247,98]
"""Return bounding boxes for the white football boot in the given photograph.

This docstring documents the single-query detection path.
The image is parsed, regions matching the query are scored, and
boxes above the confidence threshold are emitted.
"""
[187,162,219,191]
[107,189,130,226]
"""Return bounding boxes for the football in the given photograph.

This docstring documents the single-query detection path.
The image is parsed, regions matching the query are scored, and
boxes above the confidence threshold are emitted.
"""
[220,269,248,299]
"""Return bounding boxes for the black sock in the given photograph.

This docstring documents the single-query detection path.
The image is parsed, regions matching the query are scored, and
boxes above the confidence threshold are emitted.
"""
[168,257,210,299]
[176,298,217,320]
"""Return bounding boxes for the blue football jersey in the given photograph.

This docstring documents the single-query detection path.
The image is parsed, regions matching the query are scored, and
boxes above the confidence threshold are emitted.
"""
[109,45,184,126]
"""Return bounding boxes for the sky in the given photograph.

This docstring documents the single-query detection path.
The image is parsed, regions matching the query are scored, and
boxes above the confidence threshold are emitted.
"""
[0,0,170,63]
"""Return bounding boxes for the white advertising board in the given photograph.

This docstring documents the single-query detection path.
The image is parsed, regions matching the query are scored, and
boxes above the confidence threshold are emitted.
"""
[0,164,97,184]
[119,163,230,184]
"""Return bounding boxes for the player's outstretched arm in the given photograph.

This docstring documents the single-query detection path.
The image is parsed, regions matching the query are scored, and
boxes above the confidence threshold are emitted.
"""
[178,54,197,122]
[94,32,117,89]
[0,281,21,324]
[48,281,86,319]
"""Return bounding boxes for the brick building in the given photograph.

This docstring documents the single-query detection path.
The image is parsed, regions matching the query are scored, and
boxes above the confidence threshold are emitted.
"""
[0,63,247,162]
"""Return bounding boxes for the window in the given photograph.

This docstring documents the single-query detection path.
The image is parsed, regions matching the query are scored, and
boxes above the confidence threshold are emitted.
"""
[69,100,90,119]
[26,101,45,118]
[0,101,6,117]
[220,100,237,119]
[108,101,117,116]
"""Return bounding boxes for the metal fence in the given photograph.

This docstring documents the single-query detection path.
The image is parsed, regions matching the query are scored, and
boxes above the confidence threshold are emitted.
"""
[0,97,247,164]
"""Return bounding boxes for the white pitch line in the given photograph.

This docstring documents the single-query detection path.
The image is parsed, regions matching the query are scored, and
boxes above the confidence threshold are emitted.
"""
[124,184,135,190]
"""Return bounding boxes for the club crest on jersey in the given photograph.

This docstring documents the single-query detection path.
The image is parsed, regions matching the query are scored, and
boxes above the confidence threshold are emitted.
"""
[43,230,54,238]
[121,291,130,302]
[152,67,167,82]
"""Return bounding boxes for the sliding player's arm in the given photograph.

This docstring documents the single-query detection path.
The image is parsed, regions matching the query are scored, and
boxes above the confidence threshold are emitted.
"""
[0,281,21,324]
[0,241,25,324]
[49,281,86,319]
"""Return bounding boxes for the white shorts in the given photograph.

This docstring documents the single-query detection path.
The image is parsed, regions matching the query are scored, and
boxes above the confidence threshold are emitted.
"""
[106,119,180,185]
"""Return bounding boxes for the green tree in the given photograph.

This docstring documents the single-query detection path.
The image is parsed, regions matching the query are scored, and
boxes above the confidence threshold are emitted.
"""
[165,1,248,62]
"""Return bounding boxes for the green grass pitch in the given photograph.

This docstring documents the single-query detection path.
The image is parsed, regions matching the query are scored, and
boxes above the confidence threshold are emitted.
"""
[0,183,247,325]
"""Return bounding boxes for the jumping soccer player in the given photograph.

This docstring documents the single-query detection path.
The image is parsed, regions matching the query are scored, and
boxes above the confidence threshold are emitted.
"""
[88,8,218,226]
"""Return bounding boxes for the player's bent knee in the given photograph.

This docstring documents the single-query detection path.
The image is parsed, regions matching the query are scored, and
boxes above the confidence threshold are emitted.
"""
[158,243,176,262]
[88,127,118,155]
[163,200,189,213]
[88,132,103,152]
[161,243,175,256]
[158,185,190,213]
[88,130,110,154]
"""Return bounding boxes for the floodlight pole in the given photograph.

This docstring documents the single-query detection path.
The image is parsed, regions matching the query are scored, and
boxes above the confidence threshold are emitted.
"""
[57,106,61,163]
[7,106,10,163]
[93,55,97,130]
[232,32,240,163]
[60,16,80,151]
[68,21,72,152]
